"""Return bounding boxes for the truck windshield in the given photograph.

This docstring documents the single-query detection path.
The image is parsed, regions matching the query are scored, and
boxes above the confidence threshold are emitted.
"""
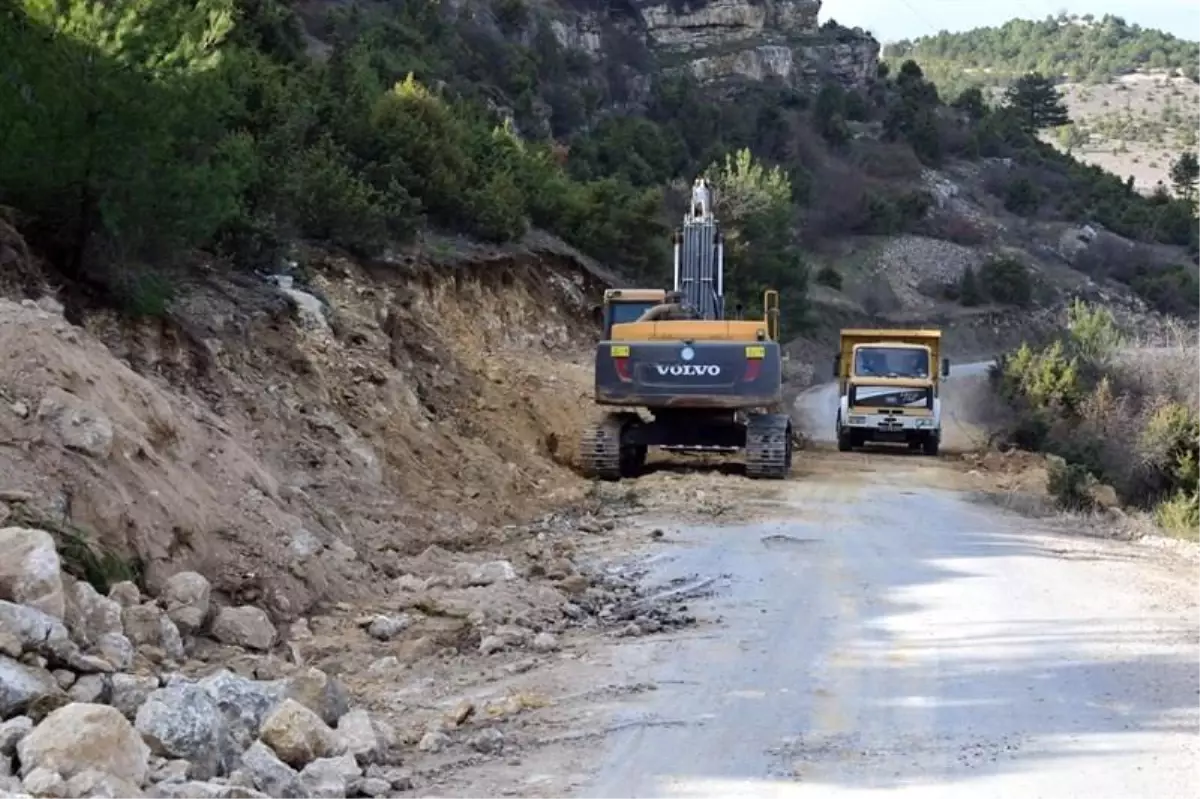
[609,302,657,325]
[854,347,929,378]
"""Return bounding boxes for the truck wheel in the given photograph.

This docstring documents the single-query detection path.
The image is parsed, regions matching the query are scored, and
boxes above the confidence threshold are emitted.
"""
[836,421,853,452]
[922,434,940,457]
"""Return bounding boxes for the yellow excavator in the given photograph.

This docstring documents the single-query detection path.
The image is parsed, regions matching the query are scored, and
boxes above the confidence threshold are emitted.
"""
[579,179,792,480]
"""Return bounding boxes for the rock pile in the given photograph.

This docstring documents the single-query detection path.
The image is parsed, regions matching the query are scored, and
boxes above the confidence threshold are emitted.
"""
[0,526,406,799]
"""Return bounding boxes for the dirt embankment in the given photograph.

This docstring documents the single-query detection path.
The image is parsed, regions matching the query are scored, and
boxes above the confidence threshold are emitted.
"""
[0,241,613,621]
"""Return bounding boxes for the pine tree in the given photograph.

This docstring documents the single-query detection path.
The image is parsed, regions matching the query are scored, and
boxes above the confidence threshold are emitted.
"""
[1004,72,1070,133]
[1169,152,1199,203]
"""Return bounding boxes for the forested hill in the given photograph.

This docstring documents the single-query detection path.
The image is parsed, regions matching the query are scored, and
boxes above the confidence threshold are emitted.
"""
[884,14,1200,96]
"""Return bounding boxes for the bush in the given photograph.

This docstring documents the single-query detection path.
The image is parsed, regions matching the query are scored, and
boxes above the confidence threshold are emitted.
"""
[815,264,843,290]
[979,256,1033,307]
[959,266,983,306]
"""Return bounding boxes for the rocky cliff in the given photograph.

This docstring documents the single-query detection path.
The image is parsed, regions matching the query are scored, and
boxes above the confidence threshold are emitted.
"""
[546,0,879,96]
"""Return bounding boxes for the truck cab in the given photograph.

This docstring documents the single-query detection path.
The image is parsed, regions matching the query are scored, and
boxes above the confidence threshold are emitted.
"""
[599,289,667,339]
[832,329,949,456]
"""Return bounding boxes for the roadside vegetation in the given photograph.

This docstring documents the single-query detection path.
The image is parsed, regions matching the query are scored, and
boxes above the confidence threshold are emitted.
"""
[988,301,1199,538]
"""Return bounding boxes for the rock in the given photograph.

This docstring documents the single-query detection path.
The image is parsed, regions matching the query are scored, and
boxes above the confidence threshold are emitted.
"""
[237,742,302,799]
[196,671,285,750]
[465,560,517,587]
[61,769,144,798]
[446,700,474,728]
[0,633,20,660]
[65,675,107,704]
[0,657,63,720]
[0,717,32,756]
[121,605,184,661]
[210,608,276,652]
[364,616,408,643]
[392,575,423,593]
[48,673,72,692]
[557,574,590,596]
[36,390,113,460]
[135,683,234,780]
[154,781,266,799]
[108,674,158,720]
[416,731,448,753]
[106,584,140,609]
[149,759,192,785]
[0,529,65,619]
[20,768,64,798]
[258,700,340,769]
[94,634,134,672]
[282,669,348,727]
[467,727,504,754]
[352,776,390,797]
[333,711,377,765]
[530,632,559,653]
[17,703,149,785]
[296,756,358,799]
[478,635,505,656]
[62,582,122,648]
[286,621,310,642]
[161,573,212,635]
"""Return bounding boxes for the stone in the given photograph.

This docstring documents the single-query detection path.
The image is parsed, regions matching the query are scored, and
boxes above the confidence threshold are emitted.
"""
[161,573,212,635]
[461,560,516,587]
[210,608,276,652]
[282,669,348,727]
[333,710,377,764]
[107,583,140,609]
[0,657,63,720]
[65,675,107,704]
[1089,482,1120,509]
[478,635,505,656]
[135,683,235,780]
[296,756,359,799]
[353,777,391,797]
[94,633,134,672]
[36,390,113,460]
[0,529,65,619]
[17,703,149,785]
[149,759,192,785]
[364,616,408,643]
[286,621,311,642]
[530,632,560,653]
[61,581,122,648]
[0,633,20,660]
[197,670,286,750]
[237,742,302,799]
[258,700,340,769]
[109,673,159,720]
[121,604,184,660]
[446,699,474,728]
[467,727,504,754]
[48,673,73,692]
[363,765,412,791]
[0,717,33,756]
[416,731,448,753]
[20,768,64,798]
[62,769,144,798]
[154,781,266,798]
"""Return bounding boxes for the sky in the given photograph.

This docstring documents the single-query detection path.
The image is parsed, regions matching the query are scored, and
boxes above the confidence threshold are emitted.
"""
[821,0,1200,44]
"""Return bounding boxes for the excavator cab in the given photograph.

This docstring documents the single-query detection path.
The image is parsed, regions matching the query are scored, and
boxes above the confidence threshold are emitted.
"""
[599,289,667,338]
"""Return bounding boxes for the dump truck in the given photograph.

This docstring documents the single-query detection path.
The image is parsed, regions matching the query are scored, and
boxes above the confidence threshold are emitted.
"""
[579,179,793,480]
[832,328,949,455]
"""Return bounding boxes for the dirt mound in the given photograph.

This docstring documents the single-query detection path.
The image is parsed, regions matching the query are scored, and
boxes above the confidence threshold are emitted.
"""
[0,245,608,620]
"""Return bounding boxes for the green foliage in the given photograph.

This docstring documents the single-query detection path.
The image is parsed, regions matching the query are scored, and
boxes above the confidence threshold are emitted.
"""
[883,14,1200,95]
[1169,151,1199,202]
[1066,299,1124,367]
[814,264,843,290]
[1002,176,1042,215]
[958,266,982,306]
[1004,73,1070,132]
[979,256,1033,307]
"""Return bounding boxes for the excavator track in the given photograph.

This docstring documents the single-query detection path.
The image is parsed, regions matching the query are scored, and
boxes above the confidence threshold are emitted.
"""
[744,412,792,480]
[580,412,645,480]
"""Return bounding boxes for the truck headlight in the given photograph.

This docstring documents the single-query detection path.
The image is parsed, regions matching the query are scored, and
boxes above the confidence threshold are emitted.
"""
[914,418,932,428]
[848,415,867,425]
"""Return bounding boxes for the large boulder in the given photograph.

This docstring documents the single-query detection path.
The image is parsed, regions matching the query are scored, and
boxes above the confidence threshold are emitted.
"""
[16,703,149,785]
[258,700,341,769]
[62,580,123,648]
[121,604,185,661]
[0,529,65,620]
[238,741,302,799]
[210,607,276,652]
[134,683,236,779]
[0,657,64,720]
[197,671,285,750]
[161,573,212,635]
[281,669,348,727]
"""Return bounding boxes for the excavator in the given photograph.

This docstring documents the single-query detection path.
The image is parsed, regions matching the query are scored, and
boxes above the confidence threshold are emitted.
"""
[579,178,793,480]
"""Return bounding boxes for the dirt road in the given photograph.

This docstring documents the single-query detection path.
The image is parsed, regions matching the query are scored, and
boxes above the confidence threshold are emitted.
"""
[416,371,1198,799]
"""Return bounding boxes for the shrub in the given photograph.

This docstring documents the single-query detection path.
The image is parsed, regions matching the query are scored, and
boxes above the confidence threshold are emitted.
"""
[815,264,843,290]
[959,266,983,306]
[979,255,1033,307]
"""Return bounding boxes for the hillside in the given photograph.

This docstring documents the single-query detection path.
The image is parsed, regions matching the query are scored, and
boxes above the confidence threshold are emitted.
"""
[883,14,1200,92]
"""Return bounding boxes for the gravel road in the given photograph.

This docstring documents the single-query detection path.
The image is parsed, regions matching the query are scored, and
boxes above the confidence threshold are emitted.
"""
[570,369,1199,799]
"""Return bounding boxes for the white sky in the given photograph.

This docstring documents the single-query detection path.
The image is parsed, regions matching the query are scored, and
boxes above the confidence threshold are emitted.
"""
[821,0,1200,43]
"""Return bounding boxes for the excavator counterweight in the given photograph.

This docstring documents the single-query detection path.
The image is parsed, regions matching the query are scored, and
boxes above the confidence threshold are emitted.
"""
[579,178,793,480]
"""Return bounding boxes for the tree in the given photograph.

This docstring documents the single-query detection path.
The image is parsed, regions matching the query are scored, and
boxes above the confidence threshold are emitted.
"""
[959,266,983,306]
[1004,72,1070,133]
[703,148,791,233]
[951,87,987,121]
[1054,124,1087,154]
[1169,152,1199,203]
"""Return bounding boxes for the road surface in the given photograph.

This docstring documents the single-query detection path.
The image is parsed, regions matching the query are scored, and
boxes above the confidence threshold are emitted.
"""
[569,370,1199,799]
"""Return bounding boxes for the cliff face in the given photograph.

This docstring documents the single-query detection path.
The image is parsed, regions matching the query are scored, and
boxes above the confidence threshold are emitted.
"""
[548,0,879,93]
